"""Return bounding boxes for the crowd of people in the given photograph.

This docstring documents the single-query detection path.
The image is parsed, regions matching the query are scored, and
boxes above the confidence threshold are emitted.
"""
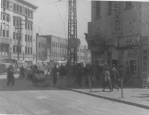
[6,62,125,91]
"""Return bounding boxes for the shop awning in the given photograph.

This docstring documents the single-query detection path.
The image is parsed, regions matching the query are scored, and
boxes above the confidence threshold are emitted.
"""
[114,34,141,50]
[85,34,106,53]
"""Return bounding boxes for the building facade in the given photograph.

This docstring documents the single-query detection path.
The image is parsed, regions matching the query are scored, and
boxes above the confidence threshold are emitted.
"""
[37,35,91,64]
[0,0,37,65]
[86,1,149,87]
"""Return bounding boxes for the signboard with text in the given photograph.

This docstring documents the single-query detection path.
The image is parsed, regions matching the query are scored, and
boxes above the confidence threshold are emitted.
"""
[111,2,123,36]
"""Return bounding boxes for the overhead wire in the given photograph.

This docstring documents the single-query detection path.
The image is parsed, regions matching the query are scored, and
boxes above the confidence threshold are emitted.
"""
[55,2,67,39]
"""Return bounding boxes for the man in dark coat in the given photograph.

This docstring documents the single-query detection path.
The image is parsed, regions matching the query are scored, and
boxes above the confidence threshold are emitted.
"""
[7,65,15,86]
[52,65,59,85]
[111,64,120,91]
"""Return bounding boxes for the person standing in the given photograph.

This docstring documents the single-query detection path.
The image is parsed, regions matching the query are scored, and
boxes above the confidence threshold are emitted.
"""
[102,66,112,92]
[111,64,120,91]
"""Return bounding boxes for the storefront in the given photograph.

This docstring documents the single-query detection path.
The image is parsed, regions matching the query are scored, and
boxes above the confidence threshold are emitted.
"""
[115,35,149,87]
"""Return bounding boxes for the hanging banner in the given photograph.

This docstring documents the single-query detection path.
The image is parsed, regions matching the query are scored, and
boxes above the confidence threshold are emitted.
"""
[111,2,123,37]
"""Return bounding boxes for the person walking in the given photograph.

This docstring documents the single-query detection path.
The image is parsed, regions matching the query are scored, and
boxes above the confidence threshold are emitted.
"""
[52,65,59,85]
[7,65,15,86]
[111,64,120,91]
[102,66,112,92]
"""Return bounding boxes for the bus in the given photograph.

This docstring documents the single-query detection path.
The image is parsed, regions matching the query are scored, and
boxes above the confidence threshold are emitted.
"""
[1,59,18,73]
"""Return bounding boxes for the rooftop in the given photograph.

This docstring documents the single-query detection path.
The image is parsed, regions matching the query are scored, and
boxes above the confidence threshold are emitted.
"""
[15,0,38,10]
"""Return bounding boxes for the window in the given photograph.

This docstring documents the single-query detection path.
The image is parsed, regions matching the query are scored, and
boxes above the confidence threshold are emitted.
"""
[126,2,133,9]
[25,47,27,54]
[31,48,32,54]
[20,6,22,13]
[7,0,10,9]
[7,14,10,22]
[3,30,5,37]
[6,30,9,37]
[13,16,15,26]
[13,45,16,53]
[28,10,30,17]
[28,47,30,54]
[3,0,6,7]
[13,32,15,39]
[31,36,32,42]
[108,1,112,15]
[30,23,32,30]
[28,22,30,30]
[28,35,29,41]
[13,3,16,11]
[16,33,18,40]
[25,34,27,41]
[30,11,33,18]
[3,13,5,21]
[96,1,101,18]
[25,8,27,15]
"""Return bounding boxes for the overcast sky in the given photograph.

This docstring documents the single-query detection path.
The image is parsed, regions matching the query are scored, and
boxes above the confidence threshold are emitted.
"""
[26,0,91,45]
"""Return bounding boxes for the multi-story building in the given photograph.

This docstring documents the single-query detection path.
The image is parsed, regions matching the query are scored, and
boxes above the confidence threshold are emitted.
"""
[86,1,149,87]
[0,0,37,65]
[37,35,91,64]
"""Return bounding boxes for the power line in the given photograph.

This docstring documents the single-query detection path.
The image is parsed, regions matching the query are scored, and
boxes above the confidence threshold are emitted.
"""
[55,2,67,39]
[34,6,56,26]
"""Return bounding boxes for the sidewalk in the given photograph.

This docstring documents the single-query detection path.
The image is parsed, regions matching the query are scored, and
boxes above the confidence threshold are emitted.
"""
[53,77,149,109]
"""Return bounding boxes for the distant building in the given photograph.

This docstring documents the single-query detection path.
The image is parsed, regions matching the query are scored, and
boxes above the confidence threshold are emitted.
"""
[37,35,91,64]
[0,0,38,65]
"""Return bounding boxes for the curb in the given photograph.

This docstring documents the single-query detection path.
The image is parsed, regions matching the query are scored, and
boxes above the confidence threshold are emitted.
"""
[50,85,149,110]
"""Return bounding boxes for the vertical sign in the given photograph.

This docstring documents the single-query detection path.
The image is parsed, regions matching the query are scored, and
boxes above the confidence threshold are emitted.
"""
[142,37,148,87]
[111,2,123,36]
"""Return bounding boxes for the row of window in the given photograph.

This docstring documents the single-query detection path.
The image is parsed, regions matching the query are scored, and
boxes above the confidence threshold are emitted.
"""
[1,12,10,22]
[13,45,21,53]
[13,46,32,54]
[13,32,20,40]
[51,52,67,58]
[25,47,32,54]
[2,0,33,18]
[52,41,67,49]
[96,1,133,18]
[39,42,46,48]
[13,16,33,30]
[25,34,32,42]
[1,12,33,31]
[0,29,9,37]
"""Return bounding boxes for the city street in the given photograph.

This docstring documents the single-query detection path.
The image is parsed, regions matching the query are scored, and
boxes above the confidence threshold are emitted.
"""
[0,75,148,115]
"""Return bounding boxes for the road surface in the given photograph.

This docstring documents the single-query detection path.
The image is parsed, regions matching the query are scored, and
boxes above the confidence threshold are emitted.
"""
[0,74,148,115]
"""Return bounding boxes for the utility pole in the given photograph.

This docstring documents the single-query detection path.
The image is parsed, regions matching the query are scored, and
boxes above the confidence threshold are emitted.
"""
[36,33,39,65]
[15,17,23,61]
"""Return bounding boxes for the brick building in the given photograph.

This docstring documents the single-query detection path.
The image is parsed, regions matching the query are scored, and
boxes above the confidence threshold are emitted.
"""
[86,1,149,87]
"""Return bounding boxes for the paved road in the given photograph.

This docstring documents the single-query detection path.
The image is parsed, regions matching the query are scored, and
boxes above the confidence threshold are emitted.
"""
[0,75,148,115]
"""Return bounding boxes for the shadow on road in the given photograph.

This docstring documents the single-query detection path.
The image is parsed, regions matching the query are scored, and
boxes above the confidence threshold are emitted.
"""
[0,78,64,91]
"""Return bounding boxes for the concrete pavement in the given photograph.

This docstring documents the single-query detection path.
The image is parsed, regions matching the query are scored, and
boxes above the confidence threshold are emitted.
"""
[53,76,149,110]
[0,75,148,114]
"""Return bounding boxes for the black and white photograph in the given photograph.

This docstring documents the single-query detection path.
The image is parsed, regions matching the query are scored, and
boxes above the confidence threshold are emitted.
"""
[0,0,149,114]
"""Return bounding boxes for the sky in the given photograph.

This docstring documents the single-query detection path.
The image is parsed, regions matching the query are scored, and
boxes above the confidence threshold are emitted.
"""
[26,0,91,45]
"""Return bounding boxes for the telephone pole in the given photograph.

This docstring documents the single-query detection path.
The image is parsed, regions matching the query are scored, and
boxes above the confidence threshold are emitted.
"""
[15,17,23,61]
